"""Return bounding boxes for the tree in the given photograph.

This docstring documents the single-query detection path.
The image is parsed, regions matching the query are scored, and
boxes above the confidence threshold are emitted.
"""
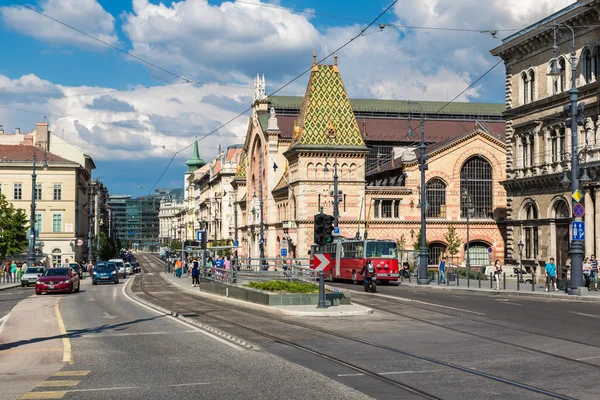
[0,193,28,261]
[98,232,118,260]
[444,224,462,266]
[170,239,182,251]
[412,228,430,251]
[397,234,406,250]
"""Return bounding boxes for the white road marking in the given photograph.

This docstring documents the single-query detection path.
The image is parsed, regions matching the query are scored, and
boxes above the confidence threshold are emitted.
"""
[75,330,198,338]
[65,382,210,393]
[571,311,600,319]
[121,277,246,351]
[496,300,522,306]
[102,312,117,319]
[576,355,600,361]
[379,369,444,375]
[337,373,364,377]
[0,313,10,335]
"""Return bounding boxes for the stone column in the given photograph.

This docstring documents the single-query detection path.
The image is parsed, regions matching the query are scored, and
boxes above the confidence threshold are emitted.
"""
[585,191,594,256]
[595,189,600,257]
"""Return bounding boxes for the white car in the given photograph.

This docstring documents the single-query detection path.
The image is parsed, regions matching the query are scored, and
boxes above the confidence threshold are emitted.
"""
[21,266,45,287]
[124,262,132,275]
[109,259,127,278]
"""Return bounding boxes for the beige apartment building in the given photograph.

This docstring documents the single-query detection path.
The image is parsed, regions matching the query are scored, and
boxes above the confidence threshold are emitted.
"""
[0,123,95,265]
[491,0,600,274]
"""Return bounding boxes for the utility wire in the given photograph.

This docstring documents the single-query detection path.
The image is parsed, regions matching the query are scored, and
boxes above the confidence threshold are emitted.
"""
[148,0,400,194]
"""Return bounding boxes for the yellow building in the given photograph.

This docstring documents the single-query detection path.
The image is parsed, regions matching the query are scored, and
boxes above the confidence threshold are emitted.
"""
[233,55,507,266]
[0,124,94,265]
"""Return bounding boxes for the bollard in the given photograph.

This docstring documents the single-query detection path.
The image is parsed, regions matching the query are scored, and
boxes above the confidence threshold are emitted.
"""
[437,271,440,285]
[447,272,450,286]
[490,273,493,289]
[503,272,506,290]
[478,273,481,288]
[456,272,460,286]
[517,274,520,291]
[467,271,470,288]
[317,270,326,309]
[532,275,535,291]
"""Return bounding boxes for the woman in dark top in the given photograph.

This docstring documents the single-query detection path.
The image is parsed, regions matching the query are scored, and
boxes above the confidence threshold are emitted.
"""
[191,258,200,287]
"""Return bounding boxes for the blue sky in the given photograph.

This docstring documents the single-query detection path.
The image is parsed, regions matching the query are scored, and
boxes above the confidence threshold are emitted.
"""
[0,0,574,197]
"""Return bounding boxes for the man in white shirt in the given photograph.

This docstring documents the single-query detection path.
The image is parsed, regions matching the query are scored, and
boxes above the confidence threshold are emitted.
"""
[61,258,71,268]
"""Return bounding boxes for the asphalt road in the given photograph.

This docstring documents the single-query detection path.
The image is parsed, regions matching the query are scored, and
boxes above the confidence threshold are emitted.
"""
[16,270,369,400]
[134,254,600,400]
[0,286,34,321]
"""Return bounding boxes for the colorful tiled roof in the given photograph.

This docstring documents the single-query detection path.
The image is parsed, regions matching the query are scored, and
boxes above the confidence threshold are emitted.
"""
[292,64,365,147]
[235,150,247,178]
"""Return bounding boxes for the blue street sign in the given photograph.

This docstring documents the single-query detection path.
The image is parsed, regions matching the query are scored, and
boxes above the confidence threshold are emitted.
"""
[333,227,340,236]
[572,221,585,241]
[233,240,239,247]
[259,238,264,244]
[280,248,288,257]
[196,231,203,241]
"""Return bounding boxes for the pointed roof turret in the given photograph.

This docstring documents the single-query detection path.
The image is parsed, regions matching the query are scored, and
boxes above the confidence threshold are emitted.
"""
[291,53,366,148]
[186,138,205,172]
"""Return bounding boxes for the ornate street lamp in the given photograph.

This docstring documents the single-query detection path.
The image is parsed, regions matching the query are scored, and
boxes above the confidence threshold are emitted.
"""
[28,144,48,267]
[518,240,524,283]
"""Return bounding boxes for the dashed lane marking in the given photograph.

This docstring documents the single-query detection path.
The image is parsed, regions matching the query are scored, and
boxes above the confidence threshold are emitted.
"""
[570,311,600,319]
[0,347,62,355]
[0,313,10,335]
[41,380,80,387]
[18,391,67,399]
[54,299,73,364]
[52,371,91,377]
[379,369,444,375]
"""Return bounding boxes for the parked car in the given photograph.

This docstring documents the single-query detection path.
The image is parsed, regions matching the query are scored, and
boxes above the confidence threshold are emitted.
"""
[109,259,127,278]
[35,267,80,295]
[124,262,132,275]
[21,266,45,287]
[92,262,119,285]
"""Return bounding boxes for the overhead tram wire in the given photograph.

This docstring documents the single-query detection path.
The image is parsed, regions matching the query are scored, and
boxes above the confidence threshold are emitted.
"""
[147,0,400,194]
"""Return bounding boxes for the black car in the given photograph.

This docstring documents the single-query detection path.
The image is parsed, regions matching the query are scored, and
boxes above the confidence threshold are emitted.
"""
[130,261,140,273]
[69,263,82,279]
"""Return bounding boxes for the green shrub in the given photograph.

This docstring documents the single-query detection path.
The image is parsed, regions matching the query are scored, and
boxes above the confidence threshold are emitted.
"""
[456,268,488,280]
[246,280,319,294]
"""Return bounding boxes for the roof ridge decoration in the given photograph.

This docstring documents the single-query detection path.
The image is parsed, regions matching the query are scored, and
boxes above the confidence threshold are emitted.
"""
[235,150,247,178]
[291,53,366,148]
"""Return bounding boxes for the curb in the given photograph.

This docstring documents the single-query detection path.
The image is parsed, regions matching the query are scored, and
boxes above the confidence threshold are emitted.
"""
[124,275,258,350]
[391,282,600,303]
[160,273,373,317]
[0,283,20,291]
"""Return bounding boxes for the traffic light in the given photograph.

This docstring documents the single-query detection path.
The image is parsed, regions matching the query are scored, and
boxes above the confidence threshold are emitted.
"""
[314,213,334,245]
[564,102,585,126]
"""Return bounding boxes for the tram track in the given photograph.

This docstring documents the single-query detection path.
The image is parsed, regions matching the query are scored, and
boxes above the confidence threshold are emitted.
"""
[135,254,578,400]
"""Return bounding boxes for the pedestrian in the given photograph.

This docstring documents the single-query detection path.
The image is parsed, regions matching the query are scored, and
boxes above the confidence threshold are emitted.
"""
[10,261,17,283]
[191,258,200,287]
[175,258,183,278]
[61,258,70,268]
[214,255,224,281]
[583,257,592,290]
[545,257,558,292]
[590,254,599,291]
[494,259,502,290]
[439,257,447,284]
[206,256,214,277]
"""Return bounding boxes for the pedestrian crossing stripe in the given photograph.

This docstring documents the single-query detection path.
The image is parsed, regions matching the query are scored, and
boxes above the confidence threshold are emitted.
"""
[41,380,80,387]
[18,392,67,399]
[52,371,91,377]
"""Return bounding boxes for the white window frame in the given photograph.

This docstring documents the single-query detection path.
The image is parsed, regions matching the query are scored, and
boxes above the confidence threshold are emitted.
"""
[14,183,22,200]
[52,213,63,233]
[53,184,62,200]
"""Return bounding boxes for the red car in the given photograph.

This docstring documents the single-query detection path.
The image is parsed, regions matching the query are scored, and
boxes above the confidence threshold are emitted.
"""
[35,267,80,295]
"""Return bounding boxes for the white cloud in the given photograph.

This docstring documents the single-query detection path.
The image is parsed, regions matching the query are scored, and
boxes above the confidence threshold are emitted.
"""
[0,0,118,48]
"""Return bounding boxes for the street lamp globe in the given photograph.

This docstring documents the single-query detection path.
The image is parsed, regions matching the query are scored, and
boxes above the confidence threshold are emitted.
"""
[548,58,561,81]
[560,171,571,188]
[518,240,524,254]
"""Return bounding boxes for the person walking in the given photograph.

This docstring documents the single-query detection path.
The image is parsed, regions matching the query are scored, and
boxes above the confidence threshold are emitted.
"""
[191,258,200,287]
[10,261,17,283]
[175,258,183,278]
[438,257,447,284]
[494,259,502,290]
[61,258,70,268]
[545,257,558,292]
[583,257,592,290]
[590,254,599,291]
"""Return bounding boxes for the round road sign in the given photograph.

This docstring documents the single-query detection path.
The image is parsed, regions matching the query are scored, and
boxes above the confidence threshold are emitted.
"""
[573,203,585,218]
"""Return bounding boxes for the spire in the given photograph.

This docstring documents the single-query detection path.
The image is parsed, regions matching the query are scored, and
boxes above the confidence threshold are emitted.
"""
[186,137,205,173]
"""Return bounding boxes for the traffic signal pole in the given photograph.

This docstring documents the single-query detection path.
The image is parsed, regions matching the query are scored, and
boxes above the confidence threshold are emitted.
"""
[333,158,339,229]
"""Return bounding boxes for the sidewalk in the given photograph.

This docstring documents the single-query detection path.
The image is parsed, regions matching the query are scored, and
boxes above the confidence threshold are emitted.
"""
[160,271,373,316]
[398,275,600,302]
[0,282,20,291]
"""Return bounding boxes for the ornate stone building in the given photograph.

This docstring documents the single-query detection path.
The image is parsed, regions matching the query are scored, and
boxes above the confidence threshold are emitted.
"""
[491,0,600,273]
[232,54,508,266]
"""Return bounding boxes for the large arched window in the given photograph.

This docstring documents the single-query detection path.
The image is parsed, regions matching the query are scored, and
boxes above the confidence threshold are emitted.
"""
[522,202,539,259]
[466,242,490,267]
[426,178,446,218]
[460,156,493,219]
[428,243,447,266]
[584,49,593,84]
[521,72,528,104]
[529,70,535,101]
[594,47,600,81]
[554,199,570,219]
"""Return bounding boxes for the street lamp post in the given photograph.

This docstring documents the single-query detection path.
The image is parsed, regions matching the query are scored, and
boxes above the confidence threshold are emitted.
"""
[547,23,585,294]
[518,240,524,285]
[28,144,48,267]
[462,189,473,287]
[407,101,428,285]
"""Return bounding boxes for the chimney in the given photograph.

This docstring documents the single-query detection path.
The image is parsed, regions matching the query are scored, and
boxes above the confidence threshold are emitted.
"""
[15,127,20,134]
[0,128,4,134]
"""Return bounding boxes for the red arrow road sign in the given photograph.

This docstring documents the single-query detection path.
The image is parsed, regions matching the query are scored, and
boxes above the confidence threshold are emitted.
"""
[313,253,331,272]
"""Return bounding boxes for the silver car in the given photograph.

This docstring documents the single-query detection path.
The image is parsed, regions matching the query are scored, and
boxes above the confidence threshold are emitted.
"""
[21,266,45,287]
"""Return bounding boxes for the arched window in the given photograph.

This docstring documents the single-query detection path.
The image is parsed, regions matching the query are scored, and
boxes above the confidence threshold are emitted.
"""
[315,163,323,180]
[426,178,446,218]
[521,72,528,104]
[584,49,593,84]
[307,162,314,179]
[529,70,535,102]
[466,242,490,267]
[428,243,447,266]
[522,202,539,259]
[350,163,357,179]
[595,47,600,81]
[460,156,493,219]
[555,199,569,218]
[51,248,62,267]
